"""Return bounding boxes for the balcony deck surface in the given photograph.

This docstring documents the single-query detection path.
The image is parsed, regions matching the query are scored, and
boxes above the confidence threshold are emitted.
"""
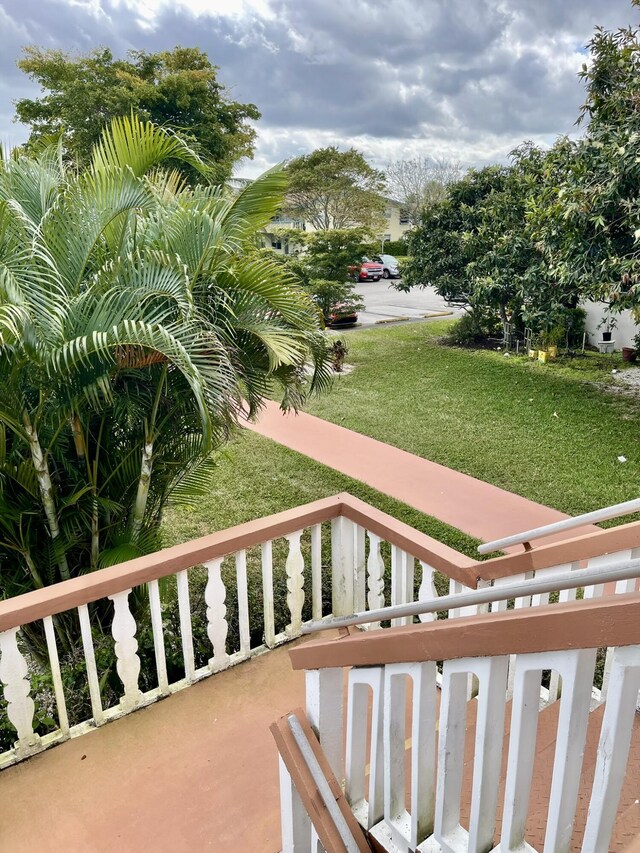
[0,637,320,852]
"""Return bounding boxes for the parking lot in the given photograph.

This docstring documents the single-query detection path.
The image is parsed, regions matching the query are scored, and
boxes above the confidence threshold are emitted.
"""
[347,279,463,329]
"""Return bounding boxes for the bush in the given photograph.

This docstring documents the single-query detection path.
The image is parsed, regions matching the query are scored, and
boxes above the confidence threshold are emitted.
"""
[448,310,501,345]
[381,239,409,256]
[307,279,365,325]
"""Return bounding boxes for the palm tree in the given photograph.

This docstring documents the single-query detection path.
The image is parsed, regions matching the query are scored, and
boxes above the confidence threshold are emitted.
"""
[0,115,331,608]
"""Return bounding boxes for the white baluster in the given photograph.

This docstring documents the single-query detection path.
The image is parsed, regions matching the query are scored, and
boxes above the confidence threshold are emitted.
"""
[147,579,169,696]
[391,546,414,627]
[305,668,344,782]
[0,628,41,756]
[373,662,437,853]
[236,550,251,657]
[499,648,596,852]
[548,562,580,702]
[176,570,195,681]
[261,540,276,648]
[589,549,635,700]
[354,524,367,613]
[418,561,438,623]
[285,531,305,637]
[345,666,385,829]
[331,516,355,616]
[78,604,104,724]
[279,755,312,853]
[367,532,385,628]
[432,656,508,852]
[583,645,640,853]
[43,616,69,737]
[109,589,142,711]
[311,524,322,622]
[205,557,230,671]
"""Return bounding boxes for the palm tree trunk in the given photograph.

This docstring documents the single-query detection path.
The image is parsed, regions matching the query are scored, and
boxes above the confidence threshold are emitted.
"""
[22,411,70,581]
[130,440,153,542]
[130,365,166,543]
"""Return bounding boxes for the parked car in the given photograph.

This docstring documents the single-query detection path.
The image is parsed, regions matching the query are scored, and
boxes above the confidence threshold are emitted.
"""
[328,303,359,327]
[373,253,400,279]
[349,257,383,281]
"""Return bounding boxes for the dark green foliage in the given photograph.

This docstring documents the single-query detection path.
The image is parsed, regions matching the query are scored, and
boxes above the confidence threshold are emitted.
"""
[15,46,260,181]
[284,147,386,231]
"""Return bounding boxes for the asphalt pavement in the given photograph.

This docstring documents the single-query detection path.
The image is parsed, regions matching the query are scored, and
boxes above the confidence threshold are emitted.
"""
[345,278,463,330]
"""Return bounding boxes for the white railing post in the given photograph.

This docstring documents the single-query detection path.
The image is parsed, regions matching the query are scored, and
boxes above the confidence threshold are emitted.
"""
[374,661,437,852]
[390,546,414,627]
[583,644,640,853]
[108,589,142,711]
[305,668,344,783]
[345,666,385,829]
[205,557,230,671]
[418,561,438,622]
[366,532,385,627]
[279,755,312,853]
[0,628,41,757]
[331,517,355,616]
[285,531,305,637]
[354,525,367,614]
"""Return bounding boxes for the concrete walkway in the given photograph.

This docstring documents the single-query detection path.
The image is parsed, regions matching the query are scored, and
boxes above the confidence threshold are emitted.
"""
[246,401,597,547]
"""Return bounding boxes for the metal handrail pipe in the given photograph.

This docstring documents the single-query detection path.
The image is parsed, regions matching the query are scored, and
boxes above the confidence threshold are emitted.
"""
[477,497,640,555]
[301,556,640,634]
[286,715,361,853]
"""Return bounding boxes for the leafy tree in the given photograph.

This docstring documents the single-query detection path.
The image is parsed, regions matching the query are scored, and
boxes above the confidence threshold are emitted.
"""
[385,156,463,225]
[0,114,330,614]
[531,4,640,317]
[14,46,260,180]
[260,228,370,326]
[401,151,572,340]
[284,147,386,230]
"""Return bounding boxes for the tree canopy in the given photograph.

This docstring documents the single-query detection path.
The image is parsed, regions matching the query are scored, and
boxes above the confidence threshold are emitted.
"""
[283,146,386,231]
[14,46,260,181]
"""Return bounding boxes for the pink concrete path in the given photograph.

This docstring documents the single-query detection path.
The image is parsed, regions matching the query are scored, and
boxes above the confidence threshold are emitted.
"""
[246,401,597,547]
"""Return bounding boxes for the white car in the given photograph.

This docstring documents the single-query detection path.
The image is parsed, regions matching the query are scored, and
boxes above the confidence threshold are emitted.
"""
[374,254,400,279]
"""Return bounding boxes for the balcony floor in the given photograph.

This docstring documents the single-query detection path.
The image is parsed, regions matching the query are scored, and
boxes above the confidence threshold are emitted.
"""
[0,638,320,852]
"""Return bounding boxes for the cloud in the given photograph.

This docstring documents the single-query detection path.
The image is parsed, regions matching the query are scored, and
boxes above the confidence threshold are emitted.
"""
[0,0,637,173]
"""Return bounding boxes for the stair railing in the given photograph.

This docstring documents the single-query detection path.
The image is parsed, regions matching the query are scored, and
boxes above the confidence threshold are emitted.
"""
[283,593,640,853]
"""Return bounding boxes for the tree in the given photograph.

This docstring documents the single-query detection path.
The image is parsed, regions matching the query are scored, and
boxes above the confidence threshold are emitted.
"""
[0,114,330,611]
[261,228,370,326]
[531,4,640,316]
[400,150,572,341]
[385,156,463,225]
[283,147,386,230]
[14,46,260,180]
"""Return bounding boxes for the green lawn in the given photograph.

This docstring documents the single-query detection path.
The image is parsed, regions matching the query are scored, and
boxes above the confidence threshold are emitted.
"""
[306,320,640,518]
[165,319,640,555]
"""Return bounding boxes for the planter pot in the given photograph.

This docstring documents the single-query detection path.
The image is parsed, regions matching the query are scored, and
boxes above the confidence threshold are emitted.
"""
[602,331,612,342]
[528,349,537,359]
[547,345,558,359]
[538,350,548,363]
[622,346,637,363]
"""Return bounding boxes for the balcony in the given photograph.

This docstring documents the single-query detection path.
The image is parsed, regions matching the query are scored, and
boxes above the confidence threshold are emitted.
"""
[1,494,640,851]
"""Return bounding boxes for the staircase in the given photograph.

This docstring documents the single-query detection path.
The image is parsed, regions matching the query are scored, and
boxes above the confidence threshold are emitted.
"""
[275,501,640,853]
[279,601,640,852]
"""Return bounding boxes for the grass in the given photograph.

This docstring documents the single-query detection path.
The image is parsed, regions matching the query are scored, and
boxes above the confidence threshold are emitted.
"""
[163,429,480,556]
[157,317,640,668]
[306,320,640,518]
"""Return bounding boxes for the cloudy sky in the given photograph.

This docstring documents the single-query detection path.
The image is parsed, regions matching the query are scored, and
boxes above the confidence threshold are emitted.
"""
[0,0,638,176]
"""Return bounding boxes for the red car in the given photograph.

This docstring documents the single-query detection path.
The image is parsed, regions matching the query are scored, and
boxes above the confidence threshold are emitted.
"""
[350,257,383,282]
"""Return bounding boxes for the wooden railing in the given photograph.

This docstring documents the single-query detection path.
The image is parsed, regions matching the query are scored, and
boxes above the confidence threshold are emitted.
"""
[284,595,640,853]
[0,493,475,768]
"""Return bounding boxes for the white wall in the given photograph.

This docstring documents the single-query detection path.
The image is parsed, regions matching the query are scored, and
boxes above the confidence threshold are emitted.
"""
[582,300,638,349]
